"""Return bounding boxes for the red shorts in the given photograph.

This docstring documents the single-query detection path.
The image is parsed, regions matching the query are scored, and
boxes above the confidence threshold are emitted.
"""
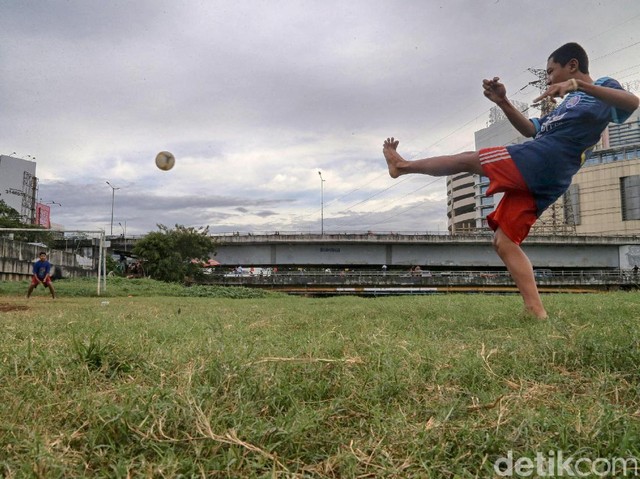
[31,275,52,287]
[479,147,537,245]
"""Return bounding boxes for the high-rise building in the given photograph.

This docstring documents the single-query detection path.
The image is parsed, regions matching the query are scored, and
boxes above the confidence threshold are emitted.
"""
[607,110,640,147]
[566,111,640,235]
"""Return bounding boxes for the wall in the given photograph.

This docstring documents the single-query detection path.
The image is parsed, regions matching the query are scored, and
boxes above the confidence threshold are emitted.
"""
[573,158,640,235]
[0,238,94,280]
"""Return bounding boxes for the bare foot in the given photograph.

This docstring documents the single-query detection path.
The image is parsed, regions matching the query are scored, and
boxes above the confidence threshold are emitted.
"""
[524,306,548,320]
[383,137,406,178]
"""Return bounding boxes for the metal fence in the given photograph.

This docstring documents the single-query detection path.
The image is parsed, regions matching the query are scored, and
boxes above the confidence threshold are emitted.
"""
[200,268,640,289]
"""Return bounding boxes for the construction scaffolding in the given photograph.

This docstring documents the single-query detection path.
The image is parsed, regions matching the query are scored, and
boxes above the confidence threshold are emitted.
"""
[21,171,38,224]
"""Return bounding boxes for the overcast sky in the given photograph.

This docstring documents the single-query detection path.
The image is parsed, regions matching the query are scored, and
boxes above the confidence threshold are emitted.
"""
[2,0,639,235]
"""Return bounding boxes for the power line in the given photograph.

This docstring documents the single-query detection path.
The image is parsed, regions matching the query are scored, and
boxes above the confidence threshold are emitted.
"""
[361,178,443,230]
[592,41,640,63]
[327,176,440,228]
[332,175,415,216]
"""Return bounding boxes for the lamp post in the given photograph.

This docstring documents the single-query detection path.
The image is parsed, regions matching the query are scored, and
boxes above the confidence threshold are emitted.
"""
[106,181,120,236]
[318,171,325,236]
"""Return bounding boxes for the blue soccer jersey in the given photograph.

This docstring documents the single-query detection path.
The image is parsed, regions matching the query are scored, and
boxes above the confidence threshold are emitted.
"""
[33,260,51,280]
[506,77,633,216]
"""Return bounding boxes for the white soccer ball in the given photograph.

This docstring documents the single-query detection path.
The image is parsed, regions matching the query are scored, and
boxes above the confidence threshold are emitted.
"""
[155,151,175,171]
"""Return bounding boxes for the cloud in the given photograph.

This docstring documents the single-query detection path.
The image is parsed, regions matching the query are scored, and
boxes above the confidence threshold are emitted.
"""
[2,0,640,235]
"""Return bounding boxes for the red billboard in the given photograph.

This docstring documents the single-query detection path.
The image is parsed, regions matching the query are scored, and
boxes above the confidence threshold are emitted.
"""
[35,203,51,228]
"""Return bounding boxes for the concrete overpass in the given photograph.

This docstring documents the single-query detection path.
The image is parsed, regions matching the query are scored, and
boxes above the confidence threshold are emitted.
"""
[101,232,640,270]
[209,232,640,271]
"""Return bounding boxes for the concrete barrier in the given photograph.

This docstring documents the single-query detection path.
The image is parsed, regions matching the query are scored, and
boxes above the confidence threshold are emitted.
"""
[0,238,94,281]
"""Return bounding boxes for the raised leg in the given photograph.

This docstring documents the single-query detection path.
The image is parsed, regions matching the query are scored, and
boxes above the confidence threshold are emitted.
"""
[383,137,483,178]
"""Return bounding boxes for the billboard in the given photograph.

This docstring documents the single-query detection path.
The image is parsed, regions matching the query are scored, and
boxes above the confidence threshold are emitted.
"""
[35,203,51,228]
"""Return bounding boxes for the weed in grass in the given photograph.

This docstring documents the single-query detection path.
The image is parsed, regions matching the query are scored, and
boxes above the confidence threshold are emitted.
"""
[72,332,138,377]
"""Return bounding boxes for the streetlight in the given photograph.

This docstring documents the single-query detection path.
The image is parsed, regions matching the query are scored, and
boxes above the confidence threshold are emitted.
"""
[106,181,120,236]
[318,171,325,236]
[40,198,62,207]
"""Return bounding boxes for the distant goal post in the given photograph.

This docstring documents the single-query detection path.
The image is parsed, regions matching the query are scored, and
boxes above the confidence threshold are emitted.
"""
[0,228,107,295]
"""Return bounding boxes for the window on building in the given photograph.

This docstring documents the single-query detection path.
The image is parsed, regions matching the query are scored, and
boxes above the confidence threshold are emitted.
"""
[583,154,599,167]
[620,175,640,221]
[563,184,580,225]
[455,192,475,202]
[452,183,474,193]
[451,172,472,181]
[480,206,494,218]
[480,196,494,206]
[454,204,475,217]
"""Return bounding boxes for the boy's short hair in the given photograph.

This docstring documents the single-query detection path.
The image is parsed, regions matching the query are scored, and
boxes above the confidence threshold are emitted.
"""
[39,251,47,256]
[548,42,589,74]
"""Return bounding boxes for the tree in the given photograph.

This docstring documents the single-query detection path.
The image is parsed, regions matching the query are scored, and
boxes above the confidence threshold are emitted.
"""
[0,200,23,227]
[132,224,217,283]
[0,200,55,243]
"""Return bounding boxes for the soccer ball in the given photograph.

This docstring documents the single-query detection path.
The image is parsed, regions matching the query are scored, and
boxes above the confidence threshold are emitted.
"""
[155,151,175,171]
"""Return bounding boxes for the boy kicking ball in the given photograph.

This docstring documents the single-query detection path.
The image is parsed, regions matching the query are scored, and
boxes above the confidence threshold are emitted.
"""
[383,42,638,319]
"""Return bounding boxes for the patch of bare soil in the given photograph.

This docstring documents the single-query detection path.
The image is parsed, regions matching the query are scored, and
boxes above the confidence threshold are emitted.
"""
[0,303,29,312]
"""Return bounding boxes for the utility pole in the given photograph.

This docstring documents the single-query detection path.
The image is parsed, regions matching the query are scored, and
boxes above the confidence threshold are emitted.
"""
[106,181,120,236]
[528,68,556,116]
[318,171,325,236]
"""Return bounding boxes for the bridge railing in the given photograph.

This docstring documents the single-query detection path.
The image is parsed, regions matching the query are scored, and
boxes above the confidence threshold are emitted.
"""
[199,269,640,287]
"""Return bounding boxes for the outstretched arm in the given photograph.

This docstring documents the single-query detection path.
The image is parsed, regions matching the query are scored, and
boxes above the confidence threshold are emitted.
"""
[534,79,639,113]
[483,77,537,138]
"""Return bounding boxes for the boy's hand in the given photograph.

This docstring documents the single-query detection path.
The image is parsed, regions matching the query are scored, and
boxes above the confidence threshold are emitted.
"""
[533,79,576,104]
[482,77,507,104]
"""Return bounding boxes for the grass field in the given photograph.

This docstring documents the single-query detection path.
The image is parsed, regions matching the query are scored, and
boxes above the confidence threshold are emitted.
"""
[1,278,640,478]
